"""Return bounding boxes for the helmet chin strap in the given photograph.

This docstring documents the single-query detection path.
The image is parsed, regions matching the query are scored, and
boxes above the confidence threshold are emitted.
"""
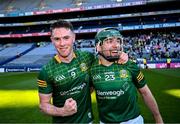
[96,37,123,62]
[98,50,120,62]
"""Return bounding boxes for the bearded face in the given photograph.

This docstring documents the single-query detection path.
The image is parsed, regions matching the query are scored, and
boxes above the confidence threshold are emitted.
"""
[97,37,123,62]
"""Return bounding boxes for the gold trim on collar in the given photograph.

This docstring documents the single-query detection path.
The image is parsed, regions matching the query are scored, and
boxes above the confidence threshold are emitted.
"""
[73,52,76,58]
[54,53,76,63]
[54,55,61,63]
[98,59,102,65]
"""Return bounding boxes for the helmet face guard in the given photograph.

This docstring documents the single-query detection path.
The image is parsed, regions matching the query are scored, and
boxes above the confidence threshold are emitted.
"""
[95,28,123,62]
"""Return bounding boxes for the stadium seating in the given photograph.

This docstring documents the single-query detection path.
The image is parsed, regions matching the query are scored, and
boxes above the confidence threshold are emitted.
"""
[0,0,144,13]
[0,43,34,63]
[0,0,179,70]
[4,42,55,66]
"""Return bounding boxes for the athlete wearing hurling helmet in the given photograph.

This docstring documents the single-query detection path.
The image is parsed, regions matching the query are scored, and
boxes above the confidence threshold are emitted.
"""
[95,28,123,62]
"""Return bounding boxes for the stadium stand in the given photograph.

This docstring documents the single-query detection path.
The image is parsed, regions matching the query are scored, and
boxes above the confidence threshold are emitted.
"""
[0,43,34,64]
[0,0,179,71]
[4,42,56,66]
[0,0,148,13]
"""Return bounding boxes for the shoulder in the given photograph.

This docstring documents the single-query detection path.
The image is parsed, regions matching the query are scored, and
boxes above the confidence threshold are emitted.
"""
[124,60,137,67]
[75,50,95,64]
[125,60,140,72]
[90,57,100,69]
[75,50,94,57]
[38,56,57,79]
[41,56,56,72]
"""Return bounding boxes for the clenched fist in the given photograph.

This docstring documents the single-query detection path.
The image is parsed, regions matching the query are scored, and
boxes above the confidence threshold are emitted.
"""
[62,98,77,116]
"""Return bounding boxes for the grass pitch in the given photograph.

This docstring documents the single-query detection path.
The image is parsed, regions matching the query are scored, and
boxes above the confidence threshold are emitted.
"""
[0,69,180,123]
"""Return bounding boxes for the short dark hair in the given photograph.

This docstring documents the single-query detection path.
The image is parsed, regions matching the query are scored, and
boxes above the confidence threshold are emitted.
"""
[50,19,74,35]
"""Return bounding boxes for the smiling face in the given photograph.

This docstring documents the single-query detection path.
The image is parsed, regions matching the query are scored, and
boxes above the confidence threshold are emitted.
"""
[97,36,123,62]
[51,27,75,59]
[100,37,122,56]
[95,28,123,62]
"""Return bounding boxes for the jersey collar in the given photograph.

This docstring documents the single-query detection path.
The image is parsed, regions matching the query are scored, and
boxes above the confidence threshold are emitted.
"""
[54,52,76,63]
[98,57,114,66]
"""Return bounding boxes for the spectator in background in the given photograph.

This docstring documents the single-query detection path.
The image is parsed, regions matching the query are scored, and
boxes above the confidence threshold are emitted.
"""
[90,28,163,123]
[167,58,171,68]
[122,32,180,61]
[37,20,128,123]
[143,58,148,69]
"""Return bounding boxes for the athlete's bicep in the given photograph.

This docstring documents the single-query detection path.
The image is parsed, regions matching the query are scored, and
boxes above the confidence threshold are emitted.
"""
[39,93,52,104]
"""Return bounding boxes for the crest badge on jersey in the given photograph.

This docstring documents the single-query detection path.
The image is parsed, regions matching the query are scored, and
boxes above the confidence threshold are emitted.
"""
[80,63,88,71]
[120,69,128,78]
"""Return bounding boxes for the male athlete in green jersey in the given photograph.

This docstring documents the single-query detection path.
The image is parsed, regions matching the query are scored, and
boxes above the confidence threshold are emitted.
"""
[37,20,128,123]
[37,20,94,123]
[90,28,163,123]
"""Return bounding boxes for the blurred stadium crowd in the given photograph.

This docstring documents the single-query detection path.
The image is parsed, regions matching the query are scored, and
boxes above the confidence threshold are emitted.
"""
[0,0,179,71]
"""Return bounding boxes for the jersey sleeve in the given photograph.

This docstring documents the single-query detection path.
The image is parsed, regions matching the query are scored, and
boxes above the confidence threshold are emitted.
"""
[86,52,95,87]
[76,50,95,67]
[128,61,146,88]
[86,52,95,67]
[89,70,94,88]
[37,66,53,94]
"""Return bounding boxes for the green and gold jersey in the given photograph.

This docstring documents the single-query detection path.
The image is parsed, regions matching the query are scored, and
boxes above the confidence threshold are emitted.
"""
[37,50,94,123]
[90,59,146,123]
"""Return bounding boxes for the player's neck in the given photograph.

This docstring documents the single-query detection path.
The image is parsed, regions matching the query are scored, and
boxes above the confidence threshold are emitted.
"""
[99,56,113,66]
[58,52,74,63]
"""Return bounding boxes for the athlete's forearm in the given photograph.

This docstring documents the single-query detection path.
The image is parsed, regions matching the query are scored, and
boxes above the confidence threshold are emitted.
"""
[39,103,65,117]
[142,93,163,123]
[39,98,77,117]
[139,85,163,123]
